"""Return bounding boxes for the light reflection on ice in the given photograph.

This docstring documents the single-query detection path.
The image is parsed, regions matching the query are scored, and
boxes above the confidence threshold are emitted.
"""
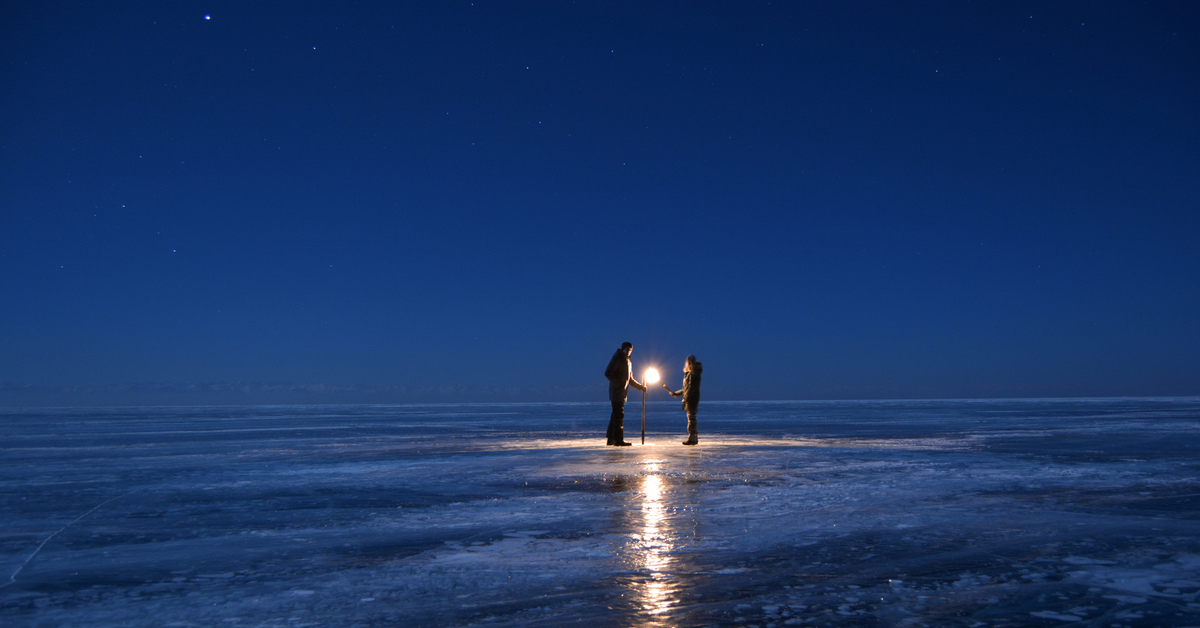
[636,473,674,618]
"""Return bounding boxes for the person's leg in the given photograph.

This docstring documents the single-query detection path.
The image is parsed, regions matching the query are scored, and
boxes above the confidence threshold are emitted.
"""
[613,399,628,444]
[683,407,698,445]
[607,388,630,445]
[607,398,619,445]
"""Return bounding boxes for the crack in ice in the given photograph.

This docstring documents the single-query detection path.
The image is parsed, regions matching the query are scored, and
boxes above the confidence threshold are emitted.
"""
[2,488,143,589]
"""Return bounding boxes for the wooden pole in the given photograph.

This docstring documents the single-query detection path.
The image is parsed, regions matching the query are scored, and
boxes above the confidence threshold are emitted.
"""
[641,378,646,445]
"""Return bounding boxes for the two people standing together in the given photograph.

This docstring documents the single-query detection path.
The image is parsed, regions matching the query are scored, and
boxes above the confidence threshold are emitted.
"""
[604,342,703,447]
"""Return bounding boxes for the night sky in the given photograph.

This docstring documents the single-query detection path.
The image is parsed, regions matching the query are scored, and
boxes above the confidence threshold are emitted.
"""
[2,1,1198,405]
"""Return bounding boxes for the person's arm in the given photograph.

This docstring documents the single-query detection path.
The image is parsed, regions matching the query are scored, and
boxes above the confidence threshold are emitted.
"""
[604,354,620,381]
[664,381,683,397]
[631,378,647,392]
[676,372,692,399]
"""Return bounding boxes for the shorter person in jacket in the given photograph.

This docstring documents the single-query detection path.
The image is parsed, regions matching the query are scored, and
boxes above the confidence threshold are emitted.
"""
[604,342,647,446]
[662,354,702,445]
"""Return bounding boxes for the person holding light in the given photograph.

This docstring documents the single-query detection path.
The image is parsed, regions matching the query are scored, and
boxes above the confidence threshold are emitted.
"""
[604,342,646,446]
[662,354,703,445]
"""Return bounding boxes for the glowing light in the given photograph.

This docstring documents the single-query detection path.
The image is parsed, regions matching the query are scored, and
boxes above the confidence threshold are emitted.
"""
[645,367,660,384]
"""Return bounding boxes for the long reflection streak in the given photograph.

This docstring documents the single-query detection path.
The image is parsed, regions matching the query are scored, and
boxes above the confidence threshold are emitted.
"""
[638,471,676,618]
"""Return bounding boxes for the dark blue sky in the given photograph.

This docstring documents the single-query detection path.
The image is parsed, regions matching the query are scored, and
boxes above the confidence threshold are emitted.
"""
[2,1,1198,405]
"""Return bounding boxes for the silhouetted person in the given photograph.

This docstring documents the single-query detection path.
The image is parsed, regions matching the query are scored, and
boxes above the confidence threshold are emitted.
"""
[604,341,646,446]
[662,354,702,445]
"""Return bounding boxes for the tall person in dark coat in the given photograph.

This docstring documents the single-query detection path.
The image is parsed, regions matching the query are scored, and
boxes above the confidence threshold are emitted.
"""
[662,354,703,445]
[604,342,646,446]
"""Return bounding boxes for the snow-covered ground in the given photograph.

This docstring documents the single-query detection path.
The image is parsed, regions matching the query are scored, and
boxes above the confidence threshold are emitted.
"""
[2,399,1199,627]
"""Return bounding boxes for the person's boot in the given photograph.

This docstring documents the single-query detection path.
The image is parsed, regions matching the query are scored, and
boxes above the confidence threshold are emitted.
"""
[615,441,633,446]
[683,414,698,445]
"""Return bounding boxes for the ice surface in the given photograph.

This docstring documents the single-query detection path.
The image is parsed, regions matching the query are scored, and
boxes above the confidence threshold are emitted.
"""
[2,399,1199,627]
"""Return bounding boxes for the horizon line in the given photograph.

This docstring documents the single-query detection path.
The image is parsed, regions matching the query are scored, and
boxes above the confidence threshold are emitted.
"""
[2,395,1197,412]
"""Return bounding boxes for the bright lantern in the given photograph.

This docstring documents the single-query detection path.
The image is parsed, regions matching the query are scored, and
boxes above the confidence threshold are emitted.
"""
[645,368,660,384]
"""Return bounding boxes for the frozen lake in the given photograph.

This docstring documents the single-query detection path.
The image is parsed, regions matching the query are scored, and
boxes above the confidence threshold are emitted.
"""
[2,399,1199,627]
